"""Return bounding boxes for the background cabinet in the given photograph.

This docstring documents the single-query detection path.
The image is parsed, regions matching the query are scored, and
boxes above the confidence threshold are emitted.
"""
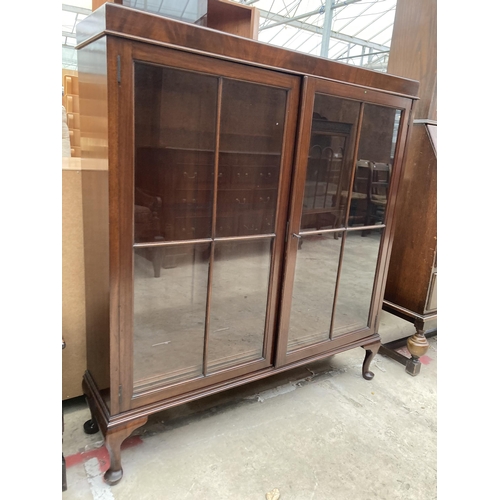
[382,120,437,373]
[381,0,437,376]
[76,3,418,485]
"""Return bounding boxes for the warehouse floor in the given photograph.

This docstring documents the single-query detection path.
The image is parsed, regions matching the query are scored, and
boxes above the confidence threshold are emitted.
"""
[62,312,437,500]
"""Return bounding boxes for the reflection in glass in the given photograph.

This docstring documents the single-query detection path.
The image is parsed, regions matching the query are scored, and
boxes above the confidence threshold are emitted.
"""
[287,233,342,352]
[133,243,210,391]
[216,80,286,237]
[207,239,272,373]
[349,105,402,227]
[333,230,381,335]
[301,95,360,231]
[134,63,218,242]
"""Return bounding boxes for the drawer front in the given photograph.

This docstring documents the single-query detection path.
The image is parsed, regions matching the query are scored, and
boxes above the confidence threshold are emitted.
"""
[256,166,279,187]
[174,189,211,208]
[232,167,257,186]
[216,215,239,237]
[174,215,212,240]
[218,189,253,211]
[253,189,277,209]
[173,164,214,190]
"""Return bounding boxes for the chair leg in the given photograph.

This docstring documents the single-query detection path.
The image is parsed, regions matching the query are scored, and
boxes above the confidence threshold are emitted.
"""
[103,417,148,485]
[152,247,163,278]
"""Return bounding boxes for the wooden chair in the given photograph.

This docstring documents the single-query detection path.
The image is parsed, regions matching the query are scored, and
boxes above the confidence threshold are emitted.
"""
[299,144,346,248]
[367,162,391,226]
[344,159,373,227]
[302,145,344,228]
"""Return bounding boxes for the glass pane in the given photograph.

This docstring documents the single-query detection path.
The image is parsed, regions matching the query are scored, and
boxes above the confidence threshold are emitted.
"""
[133,243,210,391]
[134,63,218,242]
[301,95,360,231]
[348,105,402,227]
[333,230,381,335]
[207,239,272,372]
[287,233,342,352]
[216,80,286,237]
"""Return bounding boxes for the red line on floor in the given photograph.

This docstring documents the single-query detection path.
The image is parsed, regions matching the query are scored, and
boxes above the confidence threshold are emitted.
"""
[420,355,432,365]
[65,435,143,473]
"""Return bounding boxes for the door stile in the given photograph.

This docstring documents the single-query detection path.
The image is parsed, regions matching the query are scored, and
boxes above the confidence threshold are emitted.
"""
[262,81,300,363]
[368,103,413,332]
[276,80,407,366]
[275,76,316,367]
[327,102,365,340]
[116,39,308,403]
[111,38,135,413]
[202,77,223,376]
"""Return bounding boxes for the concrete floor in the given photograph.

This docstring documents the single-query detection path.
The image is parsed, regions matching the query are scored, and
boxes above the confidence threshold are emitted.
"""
[62,313,436,500]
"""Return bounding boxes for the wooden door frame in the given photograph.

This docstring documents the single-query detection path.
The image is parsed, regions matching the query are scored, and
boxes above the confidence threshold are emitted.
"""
[107,37,301,411]
[275,76,413,368]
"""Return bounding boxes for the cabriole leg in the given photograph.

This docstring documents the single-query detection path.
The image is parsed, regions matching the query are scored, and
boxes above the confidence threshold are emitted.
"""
[104,417,148,486]
[362,340,381,380]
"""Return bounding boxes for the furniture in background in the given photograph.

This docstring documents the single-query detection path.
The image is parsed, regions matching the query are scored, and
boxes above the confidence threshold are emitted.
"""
[62,69,86,400]
[345,160,371,228]
[62,157,87,399]
[300,117,352,237]
[62,0,257,402]
[382,120,437,375]
[62,70,81,157]
[203,0,259,39]
[92,0,207,22]
[91,0,259,39]
[76,3,418,484]
[367,162,391,226]
[62,338,67,492]
[62,106,71,157]
[381,0,437,376]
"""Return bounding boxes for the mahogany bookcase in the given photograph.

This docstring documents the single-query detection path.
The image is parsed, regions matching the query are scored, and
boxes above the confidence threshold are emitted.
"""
[76,3,418,484]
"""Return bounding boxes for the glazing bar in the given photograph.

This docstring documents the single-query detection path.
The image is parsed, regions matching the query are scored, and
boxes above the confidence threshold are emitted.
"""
[202,77,223,376]
[133,238,212,248]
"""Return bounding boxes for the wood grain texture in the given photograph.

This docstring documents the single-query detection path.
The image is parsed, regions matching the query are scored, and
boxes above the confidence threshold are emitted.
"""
[62,166,86,399]
[92,0,122,12]
[107,38,134,414]
[76,2,418,99]
[384,123,437,313]
[105,38,303,410]
[206,0,259,39]
[77,37,111,409]
[383,0,437,333]
[75,7,419,467]
[386,0,436,120]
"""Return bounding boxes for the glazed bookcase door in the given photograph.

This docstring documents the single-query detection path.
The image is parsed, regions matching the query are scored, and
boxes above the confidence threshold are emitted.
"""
[111,39,299,410]
[276,77,412,367]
